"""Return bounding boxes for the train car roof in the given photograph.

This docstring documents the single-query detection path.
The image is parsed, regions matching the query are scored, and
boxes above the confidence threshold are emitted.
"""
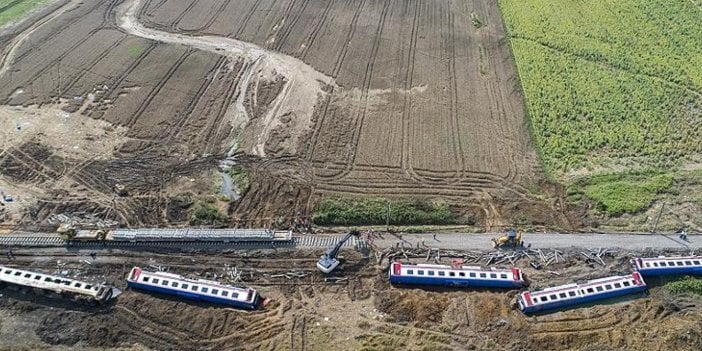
[397,263,516,272]
[130,267,252,293]
[526,274,638,297]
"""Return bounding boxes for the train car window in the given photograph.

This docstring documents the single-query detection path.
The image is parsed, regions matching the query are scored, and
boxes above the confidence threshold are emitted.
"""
[418,270,424,275]
[549,294,557,300]
[85,285,92,289]
[44,277,52,282]
[202,287,209,293]
[142,277,149,282]
[222,291,229,297]
[428,271,435,276]
[685,261,692,265]
[171,282,178,287]
[162,280,169,286]
[596,286,603,292]
[212,289,219,295]
[232,292,239,298]
[34,275,41,280]
[182,284,189,289]
[407,269,414,275]
[694,261,701,265]
[659,262,666,267]
[622,281,630,287]
[449,272,455,277]
[23,273,31,278]
[532,298,538,304]
[469,272,476,278]
[14,271,21,276]
[191,285,198,291]
[152,279,159,284]
[568,291,576,297]
[644,263,651,267]
[75,283,82,288]
[63,281,71,286]
[438,271,445,276]
[500,274,508,279]
[540,296,548,302]
[605,284,612,290]
[459,272,466,277]
[559,293,566,298]
[677,262,684,266]
[614,283,621,288]
[586,288,594,293]
[653,262,659,267]
[3,270,10,274]
[490,274,497,279]
[479,273,486,278]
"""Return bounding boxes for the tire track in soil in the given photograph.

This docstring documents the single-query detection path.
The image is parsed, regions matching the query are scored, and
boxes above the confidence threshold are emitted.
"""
[182,0,232,34]
[197,60,249,154]
[273,0,310,52]
[12,0,109,63]
[400,0,464,186]
[59,34,128,95]
[331,0,367,78]
[102,0,121,28]
[14,29,106,97]
[168,56,227,142]
[170,0,201,32]
[300,0,333,60]
[102,41,158,99]
[230,0,264,38]
[318,0,391,182]
[124,50,192,128]
[1,147,61,180]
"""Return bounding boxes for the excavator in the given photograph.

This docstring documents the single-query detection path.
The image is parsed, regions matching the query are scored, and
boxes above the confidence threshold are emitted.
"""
[317,230,360,274]
[492,228,525,250]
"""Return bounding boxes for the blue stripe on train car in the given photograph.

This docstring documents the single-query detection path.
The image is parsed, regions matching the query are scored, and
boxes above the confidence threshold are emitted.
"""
[389,274,523,289]
[637,266,702,277]
[127,281,258,310]
[521,285,647,314]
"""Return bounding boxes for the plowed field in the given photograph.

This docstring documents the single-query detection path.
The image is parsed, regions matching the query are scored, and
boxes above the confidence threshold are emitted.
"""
[0,0,562,227]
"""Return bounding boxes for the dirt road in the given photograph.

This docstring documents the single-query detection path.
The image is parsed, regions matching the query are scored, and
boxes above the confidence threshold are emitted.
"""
[373,232,700,250]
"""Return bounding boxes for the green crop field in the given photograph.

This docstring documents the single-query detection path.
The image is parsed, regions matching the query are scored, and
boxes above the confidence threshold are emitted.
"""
[499,0,702,177]
[0,0,49,27]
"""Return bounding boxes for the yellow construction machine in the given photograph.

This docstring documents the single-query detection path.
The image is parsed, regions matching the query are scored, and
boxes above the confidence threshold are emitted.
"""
[492,228,525,250]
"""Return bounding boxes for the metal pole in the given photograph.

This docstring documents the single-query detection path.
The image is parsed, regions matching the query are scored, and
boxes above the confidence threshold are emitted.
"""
[651,202,665,234]
[386,200,390,231]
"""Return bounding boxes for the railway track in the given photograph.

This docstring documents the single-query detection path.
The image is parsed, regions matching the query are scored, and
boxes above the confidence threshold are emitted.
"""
[0,234,366,250]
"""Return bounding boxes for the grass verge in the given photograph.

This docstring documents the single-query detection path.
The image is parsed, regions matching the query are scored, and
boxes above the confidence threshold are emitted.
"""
[312,197,463,226]
[190,203,228,226]
[568,172,673,215]
[666,277,702,296]
[0,0,49,27]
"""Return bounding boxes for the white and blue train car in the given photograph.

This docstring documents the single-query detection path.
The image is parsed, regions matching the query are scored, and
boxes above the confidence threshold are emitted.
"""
[0,265,114,303]
[389,262,526,289]
[127,267,260,310]
[632,256,702,277]
[517,272,647,314]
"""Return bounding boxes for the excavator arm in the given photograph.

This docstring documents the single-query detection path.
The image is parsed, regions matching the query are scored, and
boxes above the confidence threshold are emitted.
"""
[317,230,359,274]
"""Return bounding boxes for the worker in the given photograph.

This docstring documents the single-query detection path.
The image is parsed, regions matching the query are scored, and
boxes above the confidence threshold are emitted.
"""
[90,252,97,260]
[507,228,517,245]
[679,230,688,241]
[6,248,14,260]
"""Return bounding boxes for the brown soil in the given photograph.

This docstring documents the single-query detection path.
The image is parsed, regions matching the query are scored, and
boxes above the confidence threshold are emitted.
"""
[0,0,570,228]
[0,248,700,350]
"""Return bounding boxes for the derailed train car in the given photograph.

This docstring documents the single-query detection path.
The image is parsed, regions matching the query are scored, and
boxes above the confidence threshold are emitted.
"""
[517,272,647,314]
[126,267,263,310]
[0,265,115,303]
